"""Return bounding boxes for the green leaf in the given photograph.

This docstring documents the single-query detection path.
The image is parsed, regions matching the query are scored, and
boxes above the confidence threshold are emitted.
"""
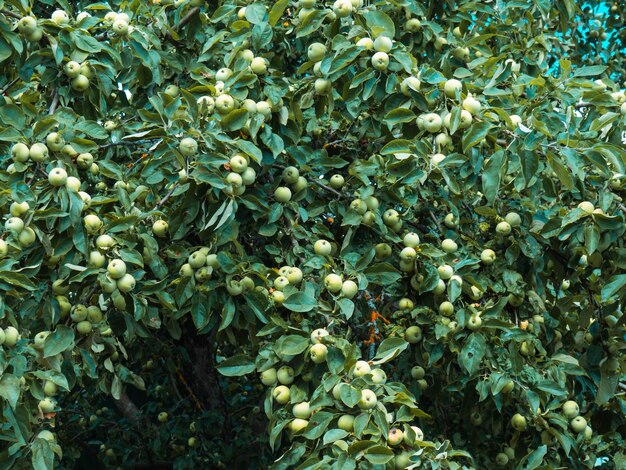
[462,121,493,153]
[296,10,327,38]
[74,121,108,140]
[283,292,318,312]
[302,411,334,440]
[268,0,288,26]
[372,337,409,364]
[362,11,395,38]
[0,374,20,409]
[363,445,394,464]
[521,445,547,470]
[572,65,607,77]
[43,326,75,358]
[274,335,310,357]
[221,109,249,131]
[459,333,486,375]
[0,271,36,291]
[546,152,574,190]
[601,274,626,302]
[481,150,506,203]
[31,439,55,470]
[384,108,416,127]
[217,355,256,377]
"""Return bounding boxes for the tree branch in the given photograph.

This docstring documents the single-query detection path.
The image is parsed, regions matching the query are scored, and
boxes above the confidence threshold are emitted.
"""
[0,9,21,20]
[1,77,19,95]
[177,7,200,31]
[155,184,178,209]
[113,390,143,428]
[48,89,59,115]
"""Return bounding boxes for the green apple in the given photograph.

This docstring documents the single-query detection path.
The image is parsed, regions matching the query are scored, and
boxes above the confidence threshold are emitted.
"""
[282,166,300,184]
[584,426,592,441]
[112,19,129,35]
[18,227,36,247]
[358,389,377,410]
[71,74,90,92]
[11,143,30,162]
[403,232,420,248]
[10,201,29,217]
[241,167,256,185]
[370,368,387,384]
[383,209,400,226]
[577,201,594,214]
[260,368,277,386]
[39,398,57,413]
[444,213,458,228]
[3,326,20,347]
[350,199,367,214]
[46,132,65,151]
[387,428,404,446]
[5,217,24,234]
[311,328,329,344]
[289,418,308,433]
[28,143,49,162]
[51,10,69,25]
[501,380,514,394]
[284,267,302,285]
[422,113,443,133]
[310,343,328,363]
[37,430,56,442]
[158,411,168,422]
[400,247,417,262]
[562,400,579,419]
[250,57,267,74]
[256,100,272,117]
[76,320,92,334]
[274,186,292,203]
[75,152,93,169]
[17,16,38,34]
[405,326,422,343]
[441,239,458,253]
[328,174,345,189]
[216,94,235,114]
[271,290,284,303]
[375,243,392,258]
[439,301,454,316]
[467,314,482,330]
[164,84,179,97]
[0,239,7,258]
[65,176,81,192]
[314,78,332,95]
[308,42,327,62]
[570,416,587,433]
[229,155,248,174]
[341,280,358,299]
[96,234,115,250]
[481,249,496,264]
[438,265,454,280]
[352,360,371,377]
[107,259,127,279]
[495,453,509,466]
[117,273,136,293]
[371,52,389,71]
[215,67,233,82]
[324,273,343,293]
[83,214,102,234]
[356,37,374,49]
[444,79,462,98]
[373,35,393,52]
[87,306,103,323]
[152,220,168,237]
[411,366,425,379]
[273,276,290,291]
[277,366,295,385]
[33,331,49,349]
[48,168,68,187]
[510,413,527,431]
[337,414,354,432]
[333,0,353,17]
[273,385,290,404]
[292,176,308,192]
[496,221,511,235]
[504,212,522,227]
[179,137,198,156]
[188,251,207,269]
[293,401,311,419]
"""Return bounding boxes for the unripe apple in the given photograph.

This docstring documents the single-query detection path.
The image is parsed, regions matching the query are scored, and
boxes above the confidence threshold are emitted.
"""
[373,36,393,53]
[496,221,511,235]
[311,328,329,344]
[356,37,374,49]
[405,326,422,343]
[87,306,103,323]
[371,52,389,71]
[29,143,49,162]
[48,168,68,186]
[277,366,295,385]
[495,453,509,466]
[3,326,20,347]
[111,19,129,35]
[310,343,328,363]
[11,142,30,162]
[570,416,587,433]
[51,10,70,25]
[365,196,379,210]
[274,186,292,203]
[508,114,522,129]
[422,113,443,133]
[350,198,367,214]
[358,389,377,410]
[577,201,594,214]
[375,243,392,259]
[0,239,7,258]
[562,400,579,419]
[66,176,81,192]
[71,74,90,92]
[462,94,481,114]
[352,360,371,377]
[292,401,311,419]
[341,280,358,299]
[402,232,420,248]
[314,239,332,256]
[282,166,300,184]
[289,418,308,433]
[332,0,352,17]
[387,428,404,446]
[39,398,57,413]
[250,57,267,75]
[324,273,343,293]
[107,259,127,279]
[337,414,354,431]
[256,100,272,117]
[274,276,289,291]
[150,219,168,237]
[179,137,198,156]
[76,320,92,334]
[229,155,248,174]
[510,413,527,431]
[328,175,346,189]
[271,290,285,304]
[444,79,462,98]
[481,249,496,264]
[383,209,400,226]
[117,273,136,293]
[315,78,332,95]
[438,265,454,280]
[584,426,592,441]
[5,217,24,234]
[215,67,233,82]
[371,368,387,384]
[188,251,207,269]
[17,16,38,34]
[441,239,458,253]
[439,301,454,316]
[444,213,458,228]
[400,247,417,261]
[467,314,482,330]
[411,365,425,379]
[273,385,290,404]
[158,411,168,423]
[83,214,102,234]
[260,368,277,386]
[18,227,36,247]
[76,152,94,169]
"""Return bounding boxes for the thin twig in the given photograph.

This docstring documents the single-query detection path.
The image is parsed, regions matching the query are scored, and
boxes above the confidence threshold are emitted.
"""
[0,8,21,20]
[1,77,19,95]
[617,203,626,216]
[177,7,200,31]
[429,210,442,233]
[48,90,59,115]
[271,163,346,199]
[155,184,178,209]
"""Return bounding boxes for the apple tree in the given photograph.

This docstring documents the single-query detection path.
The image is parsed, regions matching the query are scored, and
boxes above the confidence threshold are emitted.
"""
[0,0,625,468]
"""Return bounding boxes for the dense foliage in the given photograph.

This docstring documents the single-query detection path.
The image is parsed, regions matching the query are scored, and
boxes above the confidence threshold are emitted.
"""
[0,0,625,468]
